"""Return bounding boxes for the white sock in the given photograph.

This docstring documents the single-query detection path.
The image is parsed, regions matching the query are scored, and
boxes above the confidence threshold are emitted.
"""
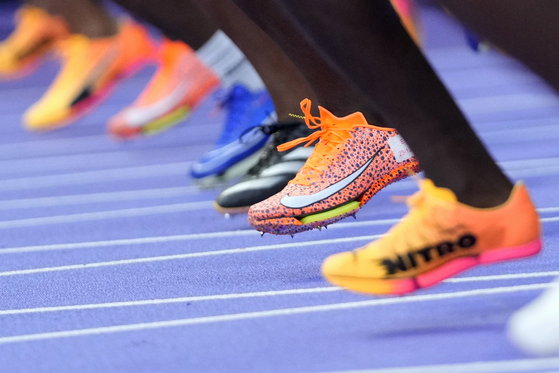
[197,30,265,92]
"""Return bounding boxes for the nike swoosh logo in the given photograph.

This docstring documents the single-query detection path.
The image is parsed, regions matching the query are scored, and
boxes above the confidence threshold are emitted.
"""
[280,146,384,209]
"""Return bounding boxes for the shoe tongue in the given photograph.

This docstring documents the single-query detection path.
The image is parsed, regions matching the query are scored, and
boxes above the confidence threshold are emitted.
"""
[421,179,457,202]
[317,106,369,127]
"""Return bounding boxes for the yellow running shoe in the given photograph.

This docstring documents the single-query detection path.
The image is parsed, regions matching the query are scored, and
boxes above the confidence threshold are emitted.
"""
[23,19,155,131]
[322,179,542,295]
[0,6,69,78]
[108,39,219,139]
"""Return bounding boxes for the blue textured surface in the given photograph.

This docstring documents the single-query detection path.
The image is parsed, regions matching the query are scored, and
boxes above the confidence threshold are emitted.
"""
[0,3,558,373]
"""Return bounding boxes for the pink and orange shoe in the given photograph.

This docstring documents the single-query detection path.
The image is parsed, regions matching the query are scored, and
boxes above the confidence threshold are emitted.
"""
[248,99,421,235]
[322,179,542,295]
[0,6,69,79]
[108,39,219,139]
[23,19,155,131]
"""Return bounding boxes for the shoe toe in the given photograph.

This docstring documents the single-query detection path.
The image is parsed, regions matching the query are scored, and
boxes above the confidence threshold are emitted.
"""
[23,102,70,130]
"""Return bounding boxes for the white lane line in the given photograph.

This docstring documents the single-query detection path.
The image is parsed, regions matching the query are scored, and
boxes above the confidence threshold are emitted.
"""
[0,201,214,229]
[0,186,199,210]
[1,213,557,255]
[0,153,554,191]
[0,287,341,316]
[0,235,382,277]
[0,162,190,191]
[0,148,191,175]
[2,271,558,316]
[312,357,559,373]
[0,282,551,345]
[0,230,261,255]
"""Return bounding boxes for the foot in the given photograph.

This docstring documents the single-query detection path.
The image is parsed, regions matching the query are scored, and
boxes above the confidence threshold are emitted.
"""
[0,6,69,78]
[23,19,155,131]
[508,277,559,356]
[108,39,219,139]
[248,99,420,235]
[189,84,276,185]
[214,121,314,215]
[322,179,542,295]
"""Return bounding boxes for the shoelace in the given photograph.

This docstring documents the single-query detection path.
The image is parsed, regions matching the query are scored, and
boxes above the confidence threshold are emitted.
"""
[277,99,372,186]
[355,178,449,258]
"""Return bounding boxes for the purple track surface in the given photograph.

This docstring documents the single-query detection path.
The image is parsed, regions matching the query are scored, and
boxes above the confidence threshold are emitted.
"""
[0,3,559,373]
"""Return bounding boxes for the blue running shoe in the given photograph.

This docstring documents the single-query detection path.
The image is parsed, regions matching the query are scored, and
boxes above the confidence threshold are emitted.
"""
[190,84,276,183]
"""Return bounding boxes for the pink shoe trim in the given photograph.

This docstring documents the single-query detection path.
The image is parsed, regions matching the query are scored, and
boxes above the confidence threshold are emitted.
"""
[479,239,542,264]
[416,257,478,289]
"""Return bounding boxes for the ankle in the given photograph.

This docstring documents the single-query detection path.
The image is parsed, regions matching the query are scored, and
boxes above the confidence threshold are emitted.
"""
[430,175,514,208]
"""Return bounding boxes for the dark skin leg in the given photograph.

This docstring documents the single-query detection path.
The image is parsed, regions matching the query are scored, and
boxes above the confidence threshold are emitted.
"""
[112,0,316,121]
[232,0,513,208]
[111,0,216,50]
[439,0,559,93]
[25,0,118,38]
[197,0,316,121]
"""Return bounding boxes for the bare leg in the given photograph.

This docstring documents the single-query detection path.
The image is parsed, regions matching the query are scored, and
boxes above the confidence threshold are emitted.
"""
[197,0,316,121]
[111,0,216,50]
[112,0,316,121]
[439,0,559,93]
[24,0,117,38]
[232,0,513,208]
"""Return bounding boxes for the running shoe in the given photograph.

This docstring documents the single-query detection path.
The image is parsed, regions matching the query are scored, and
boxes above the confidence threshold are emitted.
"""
[248,99,420,235]
[23,19,155,131]
[190,84,276,184]
[0,6,68,78]
[322,178,542,295]
[214,121,314,215]
[508,277,559,356]
[108,39,219,139]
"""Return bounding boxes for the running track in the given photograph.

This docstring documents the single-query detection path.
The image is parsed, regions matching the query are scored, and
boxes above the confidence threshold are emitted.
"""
[0,3,558,373]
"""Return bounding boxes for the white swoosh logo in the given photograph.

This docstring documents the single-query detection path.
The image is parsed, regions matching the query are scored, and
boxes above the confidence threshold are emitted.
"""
[280,147,384,209]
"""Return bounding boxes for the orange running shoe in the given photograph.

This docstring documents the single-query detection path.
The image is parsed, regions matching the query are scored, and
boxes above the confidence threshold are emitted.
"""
[322,179,542,295]
[23,19,155,131]
[0,6,69,78]
[248,99,421,235]
[108,39,219,139]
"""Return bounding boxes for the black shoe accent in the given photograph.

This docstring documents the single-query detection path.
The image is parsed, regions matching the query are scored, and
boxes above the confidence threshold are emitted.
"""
[215,120,315,212]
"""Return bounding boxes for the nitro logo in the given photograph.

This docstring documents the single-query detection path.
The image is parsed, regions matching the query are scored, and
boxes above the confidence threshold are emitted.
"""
[381,234,477,275]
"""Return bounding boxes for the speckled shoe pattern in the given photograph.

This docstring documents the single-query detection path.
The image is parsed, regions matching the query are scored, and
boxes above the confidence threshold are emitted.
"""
[248,99,421,235]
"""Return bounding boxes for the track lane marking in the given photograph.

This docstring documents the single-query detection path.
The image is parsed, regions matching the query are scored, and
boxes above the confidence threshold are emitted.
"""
[0,282,553,345]
[310,356,559,373]
[1,271,558,316]
[0,214,557,255]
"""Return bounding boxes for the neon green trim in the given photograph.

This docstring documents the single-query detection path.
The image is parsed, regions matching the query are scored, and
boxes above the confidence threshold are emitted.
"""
[143,107,189,135]
[299,200,360,224]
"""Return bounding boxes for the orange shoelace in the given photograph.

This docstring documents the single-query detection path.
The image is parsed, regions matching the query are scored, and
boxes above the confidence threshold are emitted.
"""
[278,99,373,186]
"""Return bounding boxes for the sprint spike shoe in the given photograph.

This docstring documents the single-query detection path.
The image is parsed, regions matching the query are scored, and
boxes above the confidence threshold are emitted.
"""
[0,6,69,79]
[23,20,155,131]
[190,84,276,185]
[214,121,314,215]
[322,179,542,295]
[248,99,421,235]
[108,39,219,139]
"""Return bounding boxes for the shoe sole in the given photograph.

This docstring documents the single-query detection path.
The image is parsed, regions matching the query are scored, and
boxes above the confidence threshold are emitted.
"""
[213,202,250,215]
[109,81,219,140]
[251,161,421,235]
[323,238,542,295]
[192,148,267,188]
